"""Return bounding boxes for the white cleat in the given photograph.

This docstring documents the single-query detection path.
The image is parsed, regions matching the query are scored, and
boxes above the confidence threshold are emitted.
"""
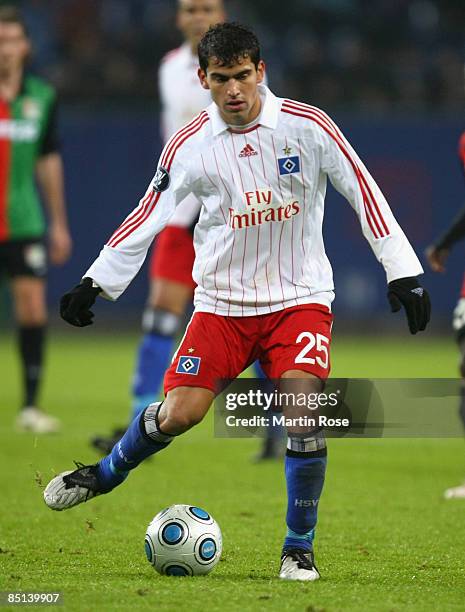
[279,548,320,581]
[444,482,465,499]
[17,407,60,434]
[43,463,103,511]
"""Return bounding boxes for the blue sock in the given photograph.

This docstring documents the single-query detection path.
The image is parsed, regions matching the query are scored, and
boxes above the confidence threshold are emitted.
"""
[131,333,174,419]
[98,403,173,491]
[283,451,327,552]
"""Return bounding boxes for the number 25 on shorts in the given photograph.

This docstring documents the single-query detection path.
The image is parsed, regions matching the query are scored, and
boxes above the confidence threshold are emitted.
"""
[295,332,329,369]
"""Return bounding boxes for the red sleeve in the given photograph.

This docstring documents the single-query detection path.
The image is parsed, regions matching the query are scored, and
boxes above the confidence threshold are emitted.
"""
[458,132,465,172]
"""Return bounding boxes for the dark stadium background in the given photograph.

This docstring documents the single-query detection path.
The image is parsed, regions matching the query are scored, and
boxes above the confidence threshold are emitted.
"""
[1,0,464,328]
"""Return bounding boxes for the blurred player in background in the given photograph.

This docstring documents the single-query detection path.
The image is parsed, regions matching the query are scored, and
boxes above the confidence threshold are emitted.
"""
[91,0,224,453]
[46,23,430,580]
[426,131,465,499]
[0,7,71,433]
[91,0,283,460]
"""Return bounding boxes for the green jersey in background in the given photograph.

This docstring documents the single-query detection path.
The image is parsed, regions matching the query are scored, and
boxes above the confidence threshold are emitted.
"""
[0,74,59,242]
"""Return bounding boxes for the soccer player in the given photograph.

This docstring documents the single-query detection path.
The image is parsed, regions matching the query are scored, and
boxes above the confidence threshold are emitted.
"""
[426,131,465,499]
[0,7,71,433]
[44,24,430,580]
[91,0,283,461]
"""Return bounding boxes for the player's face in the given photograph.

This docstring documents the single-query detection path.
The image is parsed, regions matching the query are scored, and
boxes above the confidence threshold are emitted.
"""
[198,57,266,126]
[0,22,29,75]
[177,0,225,49]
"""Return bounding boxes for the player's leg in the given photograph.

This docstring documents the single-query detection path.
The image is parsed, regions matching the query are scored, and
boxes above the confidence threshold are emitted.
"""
[45,311,255,511]
[260,304,332,580]
[44,387,214,511]
[444,299,465,498]
[96,387,214,488]
[8,239,59,432]
[278,370,326,581]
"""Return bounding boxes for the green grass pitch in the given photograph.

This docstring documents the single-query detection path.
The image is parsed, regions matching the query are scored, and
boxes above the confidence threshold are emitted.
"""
[1,331,465,611]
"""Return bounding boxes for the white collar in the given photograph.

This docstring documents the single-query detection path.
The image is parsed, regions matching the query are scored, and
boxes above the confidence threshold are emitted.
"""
[208,85,280,136]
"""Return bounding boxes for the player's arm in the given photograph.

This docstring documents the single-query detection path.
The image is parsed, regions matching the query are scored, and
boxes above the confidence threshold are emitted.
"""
[426,132,465,273]
[60,145,195,327]
[36,97,72,266]
[426,206,465,273]
[319,111,430,333]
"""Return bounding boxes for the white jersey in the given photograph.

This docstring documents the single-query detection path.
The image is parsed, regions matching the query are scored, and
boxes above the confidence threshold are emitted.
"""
[159,43,210,228]
[87,85,423,317]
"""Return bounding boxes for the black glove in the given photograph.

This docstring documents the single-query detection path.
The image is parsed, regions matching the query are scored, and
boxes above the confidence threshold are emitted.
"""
[387,276,431,334]
[60,277,101,327]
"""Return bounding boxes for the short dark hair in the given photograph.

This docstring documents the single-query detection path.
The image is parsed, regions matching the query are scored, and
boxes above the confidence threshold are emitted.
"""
[198,22,260,72]
[0,5,28,36]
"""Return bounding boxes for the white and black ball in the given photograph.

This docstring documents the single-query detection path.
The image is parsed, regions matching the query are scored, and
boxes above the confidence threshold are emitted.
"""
[145,504,222,576]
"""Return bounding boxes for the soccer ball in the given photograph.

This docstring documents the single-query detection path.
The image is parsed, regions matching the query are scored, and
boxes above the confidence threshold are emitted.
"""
[144,504,222,576]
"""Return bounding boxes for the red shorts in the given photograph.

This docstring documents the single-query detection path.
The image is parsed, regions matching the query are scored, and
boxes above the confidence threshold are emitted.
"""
[164,304,333,395]
[150,226,196,289]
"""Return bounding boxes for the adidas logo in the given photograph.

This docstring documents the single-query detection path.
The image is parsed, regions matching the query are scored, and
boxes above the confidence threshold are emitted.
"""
[411,287,424,297]
[239,144,258,158]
